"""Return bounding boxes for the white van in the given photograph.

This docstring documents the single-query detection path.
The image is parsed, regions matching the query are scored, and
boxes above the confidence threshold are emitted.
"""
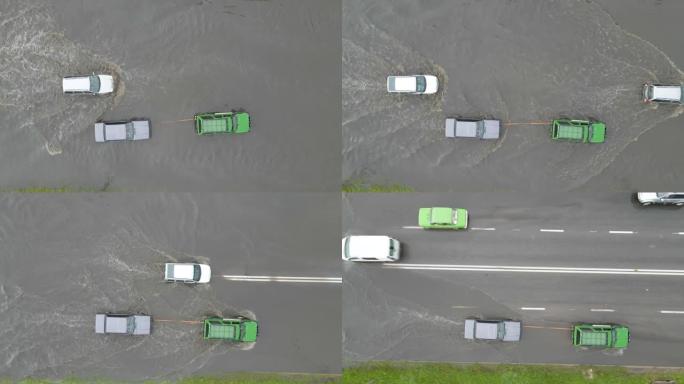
[63,74,114,95]
[164,263,211,283]
[341,235,401,262]
[643,83,682,104]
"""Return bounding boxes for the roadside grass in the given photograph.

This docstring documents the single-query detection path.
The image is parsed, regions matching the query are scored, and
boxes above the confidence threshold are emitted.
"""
[343,361,684,384]
[6,372,340,384]
[1,185,117,193]
[342,179,413,193]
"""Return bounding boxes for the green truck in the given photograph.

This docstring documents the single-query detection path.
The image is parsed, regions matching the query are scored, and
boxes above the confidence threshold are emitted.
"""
[418,207,468,230]
[551,119,605,143]
[203,317,258,342]
[195,111,250,135]
[572,323,629,349]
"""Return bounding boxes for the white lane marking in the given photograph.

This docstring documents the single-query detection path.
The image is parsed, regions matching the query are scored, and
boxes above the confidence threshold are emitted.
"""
[521,307,546,311]
[673,232,684,235]
[451,305,477,309]
[589,230,598,233]
[540,229,564,233]
[382,263,684,276]
[590,308,615,312]
[660,310,684,314]
[471,227,496,231]
[402,226,422,229]
[222,275,342,284]
[609,230,635,234]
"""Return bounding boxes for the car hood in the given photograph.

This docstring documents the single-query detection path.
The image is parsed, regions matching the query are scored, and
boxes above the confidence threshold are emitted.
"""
[97,75,114,94]
[423,76,439,94]
[637,192,658,202]
[198,264,212,283]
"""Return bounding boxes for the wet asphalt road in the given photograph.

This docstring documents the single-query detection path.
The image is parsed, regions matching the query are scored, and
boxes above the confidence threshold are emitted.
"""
[0,0,340,192]
[0,193,341,379]
[342,192,684,367]
[2,0,684,379]
[343,0,684,192]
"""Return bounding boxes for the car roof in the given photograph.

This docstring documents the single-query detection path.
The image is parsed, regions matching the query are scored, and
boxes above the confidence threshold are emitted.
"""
[652,85,682,100]
[347,236,391,259]
[392,76,417,91]
[171,263,195,279]
[63,76,90,91]
[430,207,453,224]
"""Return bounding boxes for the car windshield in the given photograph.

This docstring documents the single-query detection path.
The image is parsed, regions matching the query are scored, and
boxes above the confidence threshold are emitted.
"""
[89,75,100,93]
[193,265,201,281]
[126,122,135,140]
[126,317,135,334]
[416,76,426,92]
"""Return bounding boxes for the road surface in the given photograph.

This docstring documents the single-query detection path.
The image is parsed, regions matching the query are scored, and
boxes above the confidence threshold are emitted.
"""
[343,192,684,367]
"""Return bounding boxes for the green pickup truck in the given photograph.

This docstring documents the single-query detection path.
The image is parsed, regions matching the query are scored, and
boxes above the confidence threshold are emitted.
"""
[203,317,258,342]
[551,119,605,143]
[195,111,250,135]
[572,323,629,349]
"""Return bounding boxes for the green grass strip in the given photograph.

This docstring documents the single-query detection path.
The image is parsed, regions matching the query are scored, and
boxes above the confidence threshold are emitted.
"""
[342,179,413,193]
[343,361,684,384]
[8,372,340,384]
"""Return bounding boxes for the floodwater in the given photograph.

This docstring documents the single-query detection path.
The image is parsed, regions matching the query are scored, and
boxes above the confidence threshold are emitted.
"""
[0,193,341,379]
[0,0,341,192]
[343,0,684,191]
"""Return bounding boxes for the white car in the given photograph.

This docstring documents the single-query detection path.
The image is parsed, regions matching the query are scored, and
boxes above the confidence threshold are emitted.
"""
[63,74,114,95]
[643,83,682,104]
[387,75,438,94]
[95,119,150,142]
[636,192,684,206]
[341,235,400,262]
[164,263,211,283]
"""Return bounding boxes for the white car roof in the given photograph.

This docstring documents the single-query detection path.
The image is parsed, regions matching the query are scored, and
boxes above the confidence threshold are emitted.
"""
[172,264,196,279]
[393,77,417,92]
[347,236,392,259]
[63,77,91,92]
[652,85,682,100]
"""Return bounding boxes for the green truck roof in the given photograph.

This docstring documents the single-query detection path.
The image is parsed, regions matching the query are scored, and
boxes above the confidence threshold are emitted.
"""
[195,112,250,135]
[203,317,258,342]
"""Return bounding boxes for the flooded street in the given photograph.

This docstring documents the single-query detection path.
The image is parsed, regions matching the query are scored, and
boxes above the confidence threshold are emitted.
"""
[0,193,340,379]
[343,0,684,191]
[0,0,340,192]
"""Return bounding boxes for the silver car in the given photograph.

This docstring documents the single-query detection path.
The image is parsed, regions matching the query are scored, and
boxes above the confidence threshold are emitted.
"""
[445,118,500,139]
[95,313,151,335]
[637,192,684,206]
[464,319,521,342]
[95,119,150,142]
